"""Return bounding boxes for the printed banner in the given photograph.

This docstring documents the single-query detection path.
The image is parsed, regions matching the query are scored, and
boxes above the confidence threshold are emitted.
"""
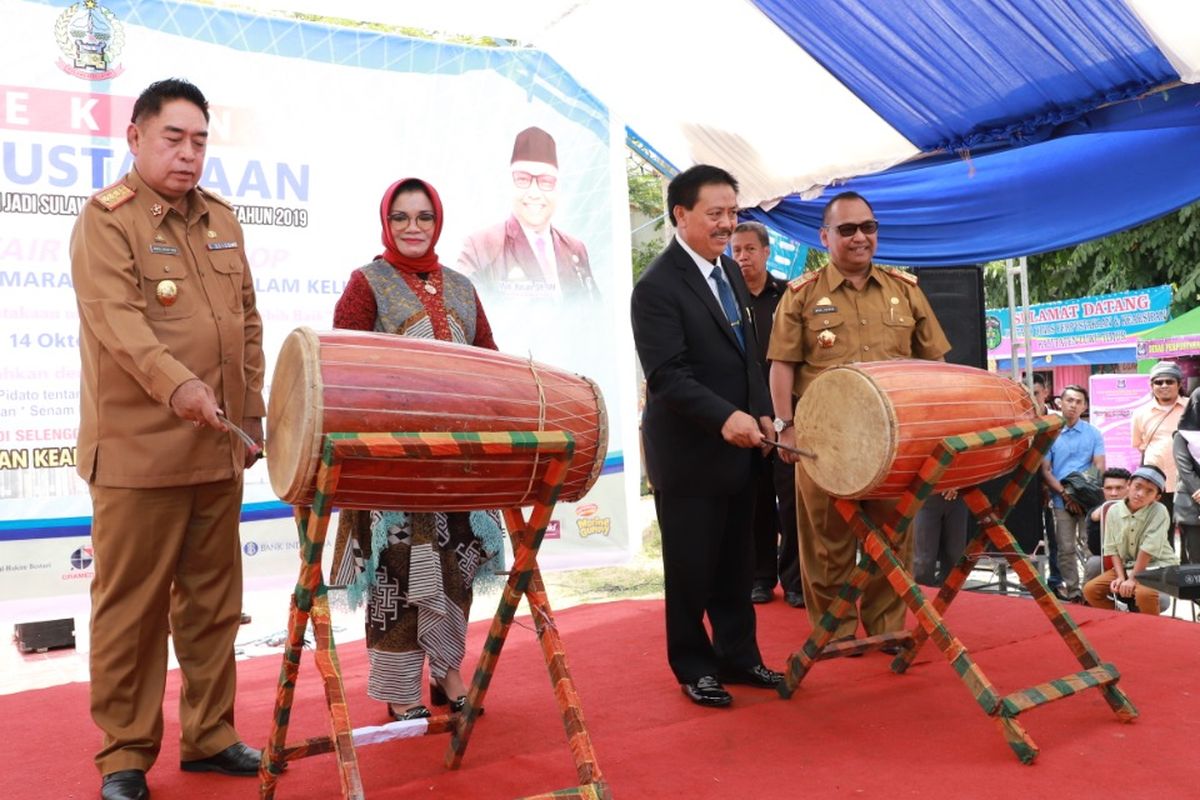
[0,0,637,600]
[985,285,1171,361]
[1088,374,1151,476]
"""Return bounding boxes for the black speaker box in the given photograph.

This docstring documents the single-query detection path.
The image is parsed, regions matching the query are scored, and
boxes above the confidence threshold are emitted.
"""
[911,266,1044,557]
[910,265,986,369]
[13,618,76,653]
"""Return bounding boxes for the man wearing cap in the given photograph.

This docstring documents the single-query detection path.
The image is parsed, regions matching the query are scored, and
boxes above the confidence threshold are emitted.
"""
[457,126,598,301]
[71,78,266,800]
[1131,361,1188,539]
[1082,465,1178,614]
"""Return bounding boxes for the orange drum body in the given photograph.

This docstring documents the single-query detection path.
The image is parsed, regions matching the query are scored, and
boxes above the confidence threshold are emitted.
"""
[795,360,1035,499]
[267,327,608,511]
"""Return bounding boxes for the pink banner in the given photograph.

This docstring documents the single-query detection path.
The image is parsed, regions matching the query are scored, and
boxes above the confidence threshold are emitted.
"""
[1088,374,1151,474]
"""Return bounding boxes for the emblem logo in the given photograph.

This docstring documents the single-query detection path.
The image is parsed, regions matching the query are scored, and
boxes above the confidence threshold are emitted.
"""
[70,546,94,570]
[54,0,126,81]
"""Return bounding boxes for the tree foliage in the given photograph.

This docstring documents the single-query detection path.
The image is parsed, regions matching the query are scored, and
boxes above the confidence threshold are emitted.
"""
[984,200,1200,315]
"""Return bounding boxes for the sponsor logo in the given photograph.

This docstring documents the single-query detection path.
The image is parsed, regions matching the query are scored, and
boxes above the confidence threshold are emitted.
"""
[543,520,561,539]
[577,517,611,538]
[69,545,93,570]
[574,503,599,518]
[242,540,300,556]
[54,1,126,81]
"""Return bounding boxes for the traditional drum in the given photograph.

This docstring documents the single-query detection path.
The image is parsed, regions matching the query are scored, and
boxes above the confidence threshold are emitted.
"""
[267,327,608,511]
[795,360,1036,498]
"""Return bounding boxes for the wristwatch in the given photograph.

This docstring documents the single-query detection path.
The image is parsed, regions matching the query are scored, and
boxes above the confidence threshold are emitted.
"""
[773,417,794,433]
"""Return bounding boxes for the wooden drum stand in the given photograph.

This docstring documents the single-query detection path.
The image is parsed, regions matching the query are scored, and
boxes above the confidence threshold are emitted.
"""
[257,431,609,800]
[777,415,1139,763]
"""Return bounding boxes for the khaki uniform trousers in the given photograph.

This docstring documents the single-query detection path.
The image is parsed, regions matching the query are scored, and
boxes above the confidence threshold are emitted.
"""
[88,477,244,775]
[795,466,913,639]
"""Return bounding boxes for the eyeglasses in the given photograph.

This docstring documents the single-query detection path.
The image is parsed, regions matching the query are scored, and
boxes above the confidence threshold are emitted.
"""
[512,170,558,191]
[1151,379,1178,386]
[824,220,879,237]
[387,211,436,230]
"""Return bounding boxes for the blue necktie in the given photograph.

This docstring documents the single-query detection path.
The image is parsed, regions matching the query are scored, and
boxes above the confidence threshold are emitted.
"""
[710,265,745,351]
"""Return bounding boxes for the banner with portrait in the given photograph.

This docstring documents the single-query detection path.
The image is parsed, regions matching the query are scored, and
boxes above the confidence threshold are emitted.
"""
[0,0,638,600]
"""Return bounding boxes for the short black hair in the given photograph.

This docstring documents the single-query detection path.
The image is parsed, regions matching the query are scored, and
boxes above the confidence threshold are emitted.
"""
[1032,374,1047,388]
[733,221,769,247]
[131,78,209,124]
[1102,467,1131,482]
[1061,384,1089,404]
[666,165,738,228]
[822,190,875,224]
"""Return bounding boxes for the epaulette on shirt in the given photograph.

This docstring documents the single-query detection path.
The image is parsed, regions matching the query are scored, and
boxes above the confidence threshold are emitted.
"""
[198,185,233,210]
[788,271,820,292]
[880,265,919,286]
[91,181,136,211]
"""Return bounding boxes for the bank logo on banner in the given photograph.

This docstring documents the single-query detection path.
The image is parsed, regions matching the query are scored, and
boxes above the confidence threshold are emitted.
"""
[54,0,126,81]
[69,545,93,570]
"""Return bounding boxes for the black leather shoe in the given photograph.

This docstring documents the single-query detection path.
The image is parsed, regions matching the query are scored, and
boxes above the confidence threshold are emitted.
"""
[880,642,905,656]
[101,770,148,800]
[681,676,732,707]
[750,584,773,604]
[180,742,263,777]
[720,663,783,688]
[784,590,805,608]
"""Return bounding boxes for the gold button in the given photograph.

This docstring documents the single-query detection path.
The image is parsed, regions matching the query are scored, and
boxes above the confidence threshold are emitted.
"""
[863,345,870,351]
[860,319,866,325]
[824,320,830,326]
[164,265,170,273]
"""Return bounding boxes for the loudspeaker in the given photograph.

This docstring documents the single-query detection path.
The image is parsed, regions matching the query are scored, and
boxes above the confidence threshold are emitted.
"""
[911,266,986,369]
[912,267,1044,558]
[13,618,75,653]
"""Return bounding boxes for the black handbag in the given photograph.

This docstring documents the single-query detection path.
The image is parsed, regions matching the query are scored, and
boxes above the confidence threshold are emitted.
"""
[1061,471,1104,513]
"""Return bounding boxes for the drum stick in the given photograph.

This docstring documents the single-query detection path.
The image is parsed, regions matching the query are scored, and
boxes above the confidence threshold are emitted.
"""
[764,439,816,459]
[217,409,264,461]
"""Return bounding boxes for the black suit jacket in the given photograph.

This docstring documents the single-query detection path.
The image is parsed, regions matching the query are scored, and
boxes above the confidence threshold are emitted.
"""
[631,238,771,496]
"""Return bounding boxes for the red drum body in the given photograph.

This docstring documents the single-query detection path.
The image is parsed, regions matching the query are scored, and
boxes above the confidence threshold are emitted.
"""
[795,360,1036,499]
[267,327,608,511]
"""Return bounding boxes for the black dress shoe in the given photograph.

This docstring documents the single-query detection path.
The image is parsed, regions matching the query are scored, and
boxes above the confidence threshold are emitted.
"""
[880,642,905,656]
[180,742,263,777]
[784,590,805,608]
[681,676,732,707]
[101,770,148,800]
[750,584,773,604]
[720,663,783,688]
[429,682,484,716]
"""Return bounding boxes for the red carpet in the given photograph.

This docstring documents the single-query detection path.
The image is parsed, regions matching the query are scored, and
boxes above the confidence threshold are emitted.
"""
[6,592,1200,799]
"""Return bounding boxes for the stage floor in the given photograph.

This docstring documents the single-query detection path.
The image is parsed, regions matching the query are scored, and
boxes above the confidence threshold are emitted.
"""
[4,585,1199,799]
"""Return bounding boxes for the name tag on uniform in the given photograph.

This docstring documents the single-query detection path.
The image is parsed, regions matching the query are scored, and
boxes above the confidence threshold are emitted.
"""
[207,241,238,251]
[813,305,838,314]
[149,244,179,255]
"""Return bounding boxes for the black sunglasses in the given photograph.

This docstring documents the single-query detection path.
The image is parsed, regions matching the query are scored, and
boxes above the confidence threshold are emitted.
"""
[823,220,879,237]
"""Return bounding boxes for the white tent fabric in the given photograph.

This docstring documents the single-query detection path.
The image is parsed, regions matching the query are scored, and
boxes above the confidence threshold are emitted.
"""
[225,0,1200,209]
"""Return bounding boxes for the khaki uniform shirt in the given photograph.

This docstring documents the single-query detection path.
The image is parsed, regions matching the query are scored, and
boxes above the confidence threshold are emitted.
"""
[71,168,265,488]
[767,262,950,397]
[1130,396,1187,491]
[1101,500,1179,570]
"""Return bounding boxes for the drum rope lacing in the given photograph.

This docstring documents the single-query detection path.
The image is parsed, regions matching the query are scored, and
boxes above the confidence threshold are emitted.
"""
[522,353,548,503]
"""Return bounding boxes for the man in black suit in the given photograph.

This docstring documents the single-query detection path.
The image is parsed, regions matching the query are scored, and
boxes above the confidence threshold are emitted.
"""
[631,164,782,707]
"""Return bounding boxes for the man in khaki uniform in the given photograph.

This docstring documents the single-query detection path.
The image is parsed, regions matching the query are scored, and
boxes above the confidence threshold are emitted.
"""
[768,191,950,643]
[71,79,267,800]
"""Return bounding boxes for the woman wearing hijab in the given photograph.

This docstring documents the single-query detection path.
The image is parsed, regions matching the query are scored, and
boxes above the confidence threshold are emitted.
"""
[331,177,504,721]
[1174,386,1200,565]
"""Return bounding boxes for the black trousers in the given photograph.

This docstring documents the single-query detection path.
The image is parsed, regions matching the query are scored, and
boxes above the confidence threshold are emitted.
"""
[751,457,802,593]
[655,484,763,683]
